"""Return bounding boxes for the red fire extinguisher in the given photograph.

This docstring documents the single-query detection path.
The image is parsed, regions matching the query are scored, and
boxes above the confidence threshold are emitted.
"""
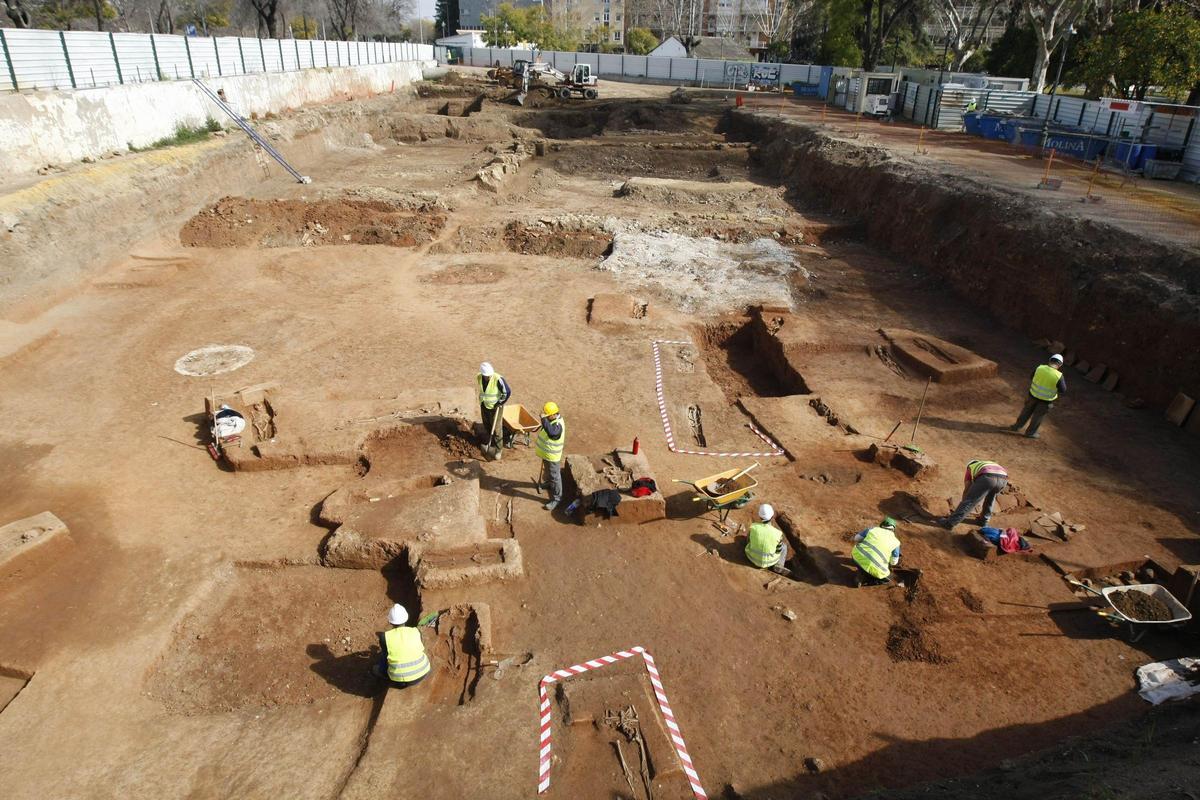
[632,437,640,455]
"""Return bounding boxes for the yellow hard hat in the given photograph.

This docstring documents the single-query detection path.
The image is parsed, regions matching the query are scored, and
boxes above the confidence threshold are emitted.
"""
[543,401,559,417]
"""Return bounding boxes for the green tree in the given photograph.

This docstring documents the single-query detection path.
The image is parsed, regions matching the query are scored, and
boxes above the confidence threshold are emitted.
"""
[983,19,1037,78]
[816,0,863,67]
[435,0,459,38]
[765,39,790,61]
[480,4,580,51]
[626,26,659,54]
[291,14,318,38]
[1072,9,1200,100]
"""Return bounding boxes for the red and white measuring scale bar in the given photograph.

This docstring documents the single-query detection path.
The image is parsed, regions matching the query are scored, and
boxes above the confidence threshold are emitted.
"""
[537,646,706,798]
[652,339,786,458]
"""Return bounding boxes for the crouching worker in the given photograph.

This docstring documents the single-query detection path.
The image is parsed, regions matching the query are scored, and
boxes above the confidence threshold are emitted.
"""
[745,503,792,576]
[851,518,901,586]
[372,604,431,689]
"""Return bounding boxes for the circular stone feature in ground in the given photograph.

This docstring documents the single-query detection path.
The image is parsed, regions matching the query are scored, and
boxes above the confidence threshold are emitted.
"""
[173,344,255,376]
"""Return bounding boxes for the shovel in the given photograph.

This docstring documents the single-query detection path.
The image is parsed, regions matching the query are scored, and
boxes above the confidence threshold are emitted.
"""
[710,462,759,493]
[485,403,504,460]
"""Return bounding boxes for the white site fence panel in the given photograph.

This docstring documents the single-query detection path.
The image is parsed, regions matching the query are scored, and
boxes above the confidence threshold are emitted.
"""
[895,82,1199,180]
[461,46,815,90]
[0,26,434,92]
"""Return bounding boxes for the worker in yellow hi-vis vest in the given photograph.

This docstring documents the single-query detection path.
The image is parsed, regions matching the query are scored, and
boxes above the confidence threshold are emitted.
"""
[477,362,512,459]
[744,503,792,576]
[1009,354,1066,439]
[372,604,431,689]
[851,519,902,586]
[535,401,566,511]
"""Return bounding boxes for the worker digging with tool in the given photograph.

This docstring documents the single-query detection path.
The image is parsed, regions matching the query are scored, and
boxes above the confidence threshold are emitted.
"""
[851,518,902,586]
[372,604,431,689]
[1009,353,1065,439]
[535,401,566,511]
[744,503,792,576]
[477,361,512,460]
[938,459,1009,530]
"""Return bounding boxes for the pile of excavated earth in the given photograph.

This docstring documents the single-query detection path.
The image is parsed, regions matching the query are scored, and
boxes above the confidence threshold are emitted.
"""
[1,68,1198,800]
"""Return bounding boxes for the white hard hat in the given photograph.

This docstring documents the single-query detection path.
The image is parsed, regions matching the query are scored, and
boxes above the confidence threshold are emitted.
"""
[1049,353,1064,364]
[387,604,409,626]
[480,361,494,376]
[758,503,775,521]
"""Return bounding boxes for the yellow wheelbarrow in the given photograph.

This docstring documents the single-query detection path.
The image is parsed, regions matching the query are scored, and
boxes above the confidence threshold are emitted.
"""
[673,463,759,522]
[502,403,541,447]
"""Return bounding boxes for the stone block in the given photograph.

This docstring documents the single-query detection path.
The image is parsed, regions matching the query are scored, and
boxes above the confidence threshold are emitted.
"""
[1185,405,1200,437]
[867,443,937,480]
[1166,392,1196,427]
[0,512,71,576]
[1101,371,1119,392]
[1061,350,1077,366]
[1074,360,1091,374]
[964,531,997,563]
[1165,565,1200,609]
[1047,341,1064,354]
[320,478,485,548]
[565,450,666,524]
[1085,364,1107,383]
[881,329,997,384]
[409,539,524,589]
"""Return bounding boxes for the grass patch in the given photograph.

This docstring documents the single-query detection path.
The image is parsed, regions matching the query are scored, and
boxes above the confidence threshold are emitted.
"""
[134,118,223,151]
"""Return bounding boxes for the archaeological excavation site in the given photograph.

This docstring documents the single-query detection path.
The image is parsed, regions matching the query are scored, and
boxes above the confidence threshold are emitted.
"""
[2,61,1200,800]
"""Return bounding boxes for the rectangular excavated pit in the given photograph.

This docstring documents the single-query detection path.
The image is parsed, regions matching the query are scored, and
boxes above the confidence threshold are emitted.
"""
[551,666,695,800]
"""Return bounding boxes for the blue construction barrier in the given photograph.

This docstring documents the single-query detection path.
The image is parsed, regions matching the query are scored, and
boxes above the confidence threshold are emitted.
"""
[963,111,982,135]
[792,83,820,97]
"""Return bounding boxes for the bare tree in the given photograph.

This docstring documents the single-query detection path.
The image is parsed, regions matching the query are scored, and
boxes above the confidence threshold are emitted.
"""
[248,0,282,36]
[4,0,33,26]
[933,0,1006,70]
[746,0,802,48]
[326,0,360,38]
[1023,0,1092,92]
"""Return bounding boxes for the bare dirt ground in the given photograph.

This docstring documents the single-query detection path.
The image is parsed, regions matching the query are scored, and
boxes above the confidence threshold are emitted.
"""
[0,72,1198,800]
[743,94,1200,249]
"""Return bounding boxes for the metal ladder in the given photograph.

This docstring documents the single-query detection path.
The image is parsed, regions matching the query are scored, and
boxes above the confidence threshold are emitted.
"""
[191,78,311,184]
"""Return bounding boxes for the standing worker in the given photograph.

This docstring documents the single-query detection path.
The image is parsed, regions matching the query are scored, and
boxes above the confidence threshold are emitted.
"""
[372,604,431,689]
[1009,354,1065,439]
[536,401,566,511]
[744,503,791,576]
[938,459,1009,529]
[477,362,512,459]
[851,518,902,586]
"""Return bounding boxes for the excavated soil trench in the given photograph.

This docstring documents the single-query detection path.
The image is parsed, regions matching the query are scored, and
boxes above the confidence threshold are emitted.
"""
[698,317,811,403]
[181,196,447,249]
[729,110,1200,410]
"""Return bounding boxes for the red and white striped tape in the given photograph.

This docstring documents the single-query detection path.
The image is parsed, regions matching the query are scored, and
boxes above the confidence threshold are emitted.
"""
[537,646,706,798]
[652,339,786,458]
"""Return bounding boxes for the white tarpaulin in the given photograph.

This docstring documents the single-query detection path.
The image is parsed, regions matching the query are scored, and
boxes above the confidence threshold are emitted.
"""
[1136,657,1200,704]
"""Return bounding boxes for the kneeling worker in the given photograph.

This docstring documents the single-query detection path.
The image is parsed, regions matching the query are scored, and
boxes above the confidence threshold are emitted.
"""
[373,604,431,689]
[851,518,901,586]
[536,401,566,511]
[745,503,791,576]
